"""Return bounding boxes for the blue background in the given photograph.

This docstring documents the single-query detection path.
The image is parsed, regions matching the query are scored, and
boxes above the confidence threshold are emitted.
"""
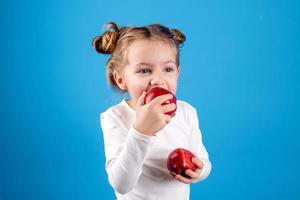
[1,0,299,199]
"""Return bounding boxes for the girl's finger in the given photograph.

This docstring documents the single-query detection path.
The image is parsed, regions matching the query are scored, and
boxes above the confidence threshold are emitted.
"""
[174,174,192,184]
[136,91,146,107]
[192,157,204,169]
[161,103,176,114]
[170,112,176,118]
[151,94,174,106]
[185,169,200,180]
[162,114,172,124]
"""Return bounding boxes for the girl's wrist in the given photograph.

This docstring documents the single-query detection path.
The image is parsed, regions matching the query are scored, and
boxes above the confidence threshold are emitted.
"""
[133,123,153,136]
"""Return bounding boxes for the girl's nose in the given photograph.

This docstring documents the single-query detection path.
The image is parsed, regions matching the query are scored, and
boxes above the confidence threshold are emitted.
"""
[150,74,165,86]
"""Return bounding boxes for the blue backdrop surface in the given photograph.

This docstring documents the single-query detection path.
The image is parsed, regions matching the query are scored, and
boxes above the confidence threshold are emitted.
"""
[1,0,299,199]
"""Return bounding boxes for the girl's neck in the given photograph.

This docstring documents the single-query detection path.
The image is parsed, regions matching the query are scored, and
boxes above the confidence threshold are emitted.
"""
[125,99,136,111]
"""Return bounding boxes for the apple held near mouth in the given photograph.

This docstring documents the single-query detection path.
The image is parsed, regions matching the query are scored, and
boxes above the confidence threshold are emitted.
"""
[144,87,177,115]
[167,148,197,178]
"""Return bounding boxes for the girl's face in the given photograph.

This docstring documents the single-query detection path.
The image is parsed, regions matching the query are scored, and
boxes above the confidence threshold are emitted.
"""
[115,39,180,110]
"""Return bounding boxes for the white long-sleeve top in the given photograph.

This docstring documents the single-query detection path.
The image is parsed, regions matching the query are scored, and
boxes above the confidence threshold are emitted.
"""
[100,99,211,200]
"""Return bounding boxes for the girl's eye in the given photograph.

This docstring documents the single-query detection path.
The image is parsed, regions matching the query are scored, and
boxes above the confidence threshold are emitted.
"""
[165,67,175,72]
[138,68,151,74]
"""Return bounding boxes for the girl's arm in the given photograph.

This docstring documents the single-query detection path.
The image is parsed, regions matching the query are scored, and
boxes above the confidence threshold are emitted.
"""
[100,112,155,194]
[188,106,212,182]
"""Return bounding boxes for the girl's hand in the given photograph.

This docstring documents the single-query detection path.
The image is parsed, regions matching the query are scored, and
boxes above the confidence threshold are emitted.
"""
[133,91,176,136]
[170,157,204,184]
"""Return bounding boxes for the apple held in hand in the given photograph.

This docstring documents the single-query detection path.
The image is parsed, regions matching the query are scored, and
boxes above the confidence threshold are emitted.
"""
[144,87,177,115]
[167,148,197,178]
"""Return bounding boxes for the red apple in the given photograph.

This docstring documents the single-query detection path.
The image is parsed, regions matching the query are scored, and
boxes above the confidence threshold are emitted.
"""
[167,148,197,178]
[144,87,177,115]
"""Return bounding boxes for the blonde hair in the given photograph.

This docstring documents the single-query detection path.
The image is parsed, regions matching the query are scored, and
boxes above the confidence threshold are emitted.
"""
[92,22,186,91]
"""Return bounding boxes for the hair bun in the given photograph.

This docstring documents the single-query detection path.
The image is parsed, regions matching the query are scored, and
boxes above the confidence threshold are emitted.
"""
[170,28,186,45]
[92,22,119,54]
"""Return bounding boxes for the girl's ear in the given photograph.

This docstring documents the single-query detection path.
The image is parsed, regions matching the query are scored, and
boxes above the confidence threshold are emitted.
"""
[113,71,127,91]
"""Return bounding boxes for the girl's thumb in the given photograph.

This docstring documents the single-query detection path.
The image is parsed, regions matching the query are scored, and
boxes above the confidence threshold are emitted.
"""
[136,91,146,106]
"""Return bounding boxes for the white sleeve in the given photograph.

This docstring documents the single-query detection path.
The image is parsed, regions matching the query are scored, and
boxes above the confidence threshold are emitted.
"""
[100,112,155,194]
[188,107,212,182]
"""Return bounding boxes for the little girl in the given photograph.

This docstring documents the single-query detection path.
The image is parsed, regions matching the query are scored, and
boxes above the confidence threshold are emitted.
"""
[92,22,212,200]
